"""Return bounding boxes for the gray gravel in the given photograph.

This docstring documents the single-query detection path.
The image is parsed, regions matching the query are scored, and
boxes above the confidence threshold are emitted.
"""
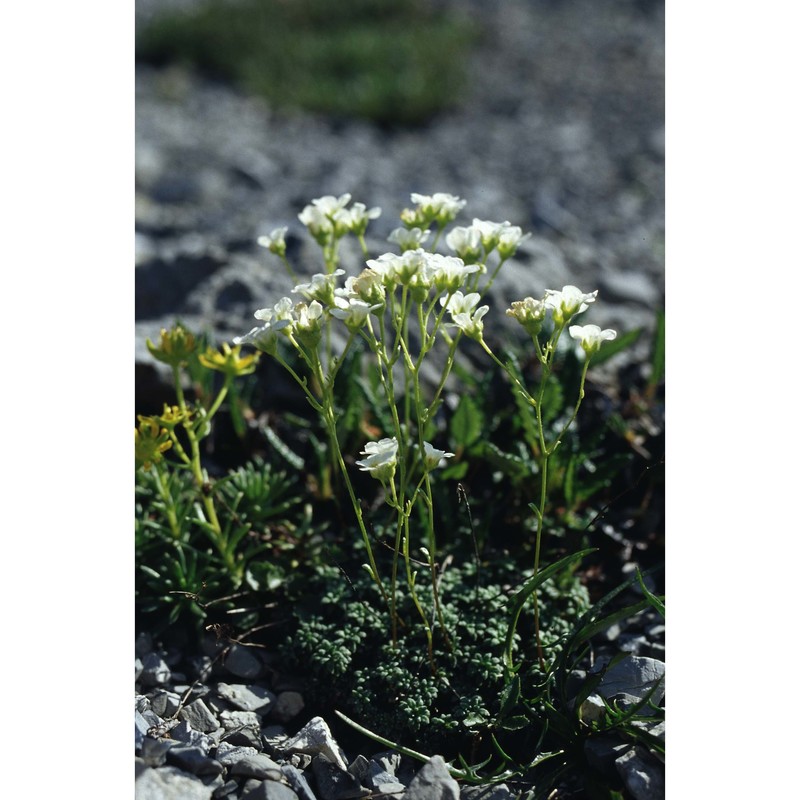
[135,0,664,399]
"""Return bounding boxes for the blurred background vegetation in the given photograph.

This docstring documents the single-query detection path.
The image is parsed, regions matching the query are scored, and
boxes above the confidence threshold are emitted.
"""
[136,0,478,127]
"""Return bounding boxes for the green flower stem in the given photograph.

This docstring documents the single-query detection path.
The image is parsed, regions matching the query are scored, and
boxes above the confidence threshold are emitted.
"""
[205,375,232,421]
[170,363,229,571]
[279,253,298,282]
[300,344,392,619]
[421,472,453,652]
[388,478,405,646]
[152,463,182,540]
[410,346,453,652]
[402,504,436,672]
[479,255,508,299]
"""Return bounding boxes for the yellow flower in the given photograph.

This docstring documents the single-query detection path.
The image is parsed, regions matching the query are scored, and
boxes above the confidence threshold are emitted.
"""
[157,404,193,429]
[198,342,260,377]
[135,416,173,470]
[146,324,197,367]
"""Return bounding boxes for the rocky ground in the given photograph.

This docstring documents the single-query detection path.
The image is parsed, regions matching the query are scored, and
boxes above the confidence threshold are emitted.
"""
[135,0,664,404]
[135,1,665,797]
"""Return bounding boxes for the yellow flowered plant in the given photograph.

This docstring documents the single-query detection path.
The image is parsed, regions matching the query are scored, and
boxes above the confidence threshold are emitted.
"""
[146,324,197,367]
[198,342,260,377]
[135,416,172,470]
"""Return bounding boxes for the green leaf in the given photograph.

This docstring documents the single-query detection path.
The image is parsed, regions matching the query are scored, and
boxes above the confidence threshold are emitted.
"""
[504,548,596,668]
[477,440,530,479]
[498,674,521,718]
[636,567,665,618]
[450,394,484,448]
[261,423,305,470]
[590,327,642,366]
[498,715,529,732]
[648,310,665,390]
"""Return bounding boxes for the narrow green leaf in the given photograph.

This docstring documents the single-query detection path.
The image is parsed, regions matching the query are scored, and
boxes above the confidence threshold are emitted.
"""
[636,567,665,618]
[450,394,484,448]
[505,548,596,667]
[589,327,643,366]
[261,423,305,470]
[498,674,521,718]
[648,310,665,390]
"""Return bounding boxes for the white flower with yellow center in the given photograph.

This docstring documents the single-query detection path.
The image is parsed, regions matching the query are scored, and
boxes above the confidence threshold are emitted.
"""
[544,285,598,325]
[257,226,288,257]
[441,291,489,339]
[422,442,455,471]
[355,437,399,483]
[568,324,617,357]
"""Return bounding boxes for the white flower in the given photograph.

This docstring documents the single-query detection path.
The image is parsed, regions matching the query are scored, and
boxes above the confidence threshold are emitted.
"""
[388,226,430,251]
[331,296,382,331]
[544,285,598,324]
[257,226,288,257]
[297,204,333,242]
[366,249,427,286]
[254,296,295,324]
[441,290,489,339]
[402,192,466,226]
[427,253,481,293]
[334,202,381,236]
[233,318,291,355]
[496,225,530,259]
[355,437,399,483]
[366,252,403,284]
[311,193,352,217]
[445,226,483,263]
[292,270,345,305]
[295,300,324,330]
[569,324,617,357]
[471,218,511,250]
[507,296,547,336]
[422,442,455,470]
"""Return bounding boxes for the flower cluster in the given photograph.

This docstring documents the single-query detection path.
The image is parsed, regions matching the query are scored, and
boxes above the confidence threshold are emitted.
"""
[400,192,466,228]
[506,284,616,358]
[298,193,381,246]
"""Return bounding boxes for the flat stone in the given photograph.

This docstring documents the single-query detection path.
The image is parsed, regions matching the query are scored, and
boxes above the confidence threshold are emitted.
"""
[279,717,348,771]
[241,781,301,800]
[215,742,260,767]
[615,745,665,800]
[166,744,224,776]
[598,656,665,707]
[216,682,276,714]
[272,691,305,723]
[312,754,371,800]
[140,736,176,767]
[151,689,182,718]
[219,709,262,731]
[224,643,265,679]
[230,754,285,781]
[180,698,221,733]
[405,756,460,800]
[584,736,633,775]
[461,784,514,800]
[135,763,214,800]
[140,653,172,687]
[281,763,319,800]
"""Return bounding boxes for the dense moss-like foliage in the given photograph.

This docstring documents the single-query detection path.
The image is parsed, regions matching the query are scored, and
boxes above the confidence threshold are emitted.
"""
[283,557,590,755]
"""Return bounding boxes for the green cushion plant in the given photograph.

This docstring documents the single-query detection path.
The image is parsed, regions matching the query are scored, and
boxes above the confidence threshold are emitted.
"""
[135,190,664,796]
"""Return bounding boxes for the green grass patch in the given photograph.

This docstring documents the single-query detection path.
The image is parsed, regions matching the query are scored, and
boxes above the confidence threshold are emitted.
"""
[136,0,479,126]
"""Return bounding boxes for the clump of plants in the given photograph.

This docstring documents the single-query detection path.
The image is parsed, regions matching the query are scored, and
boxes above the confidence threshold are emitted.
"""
[135,191,664,796]
[136,0,477,126]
